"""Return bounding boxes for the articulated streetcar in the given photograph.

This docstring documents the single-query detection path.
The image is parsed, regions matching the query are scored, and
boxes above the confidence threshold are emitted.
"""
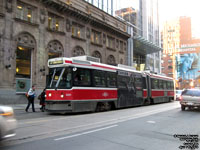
[45,56,174,113]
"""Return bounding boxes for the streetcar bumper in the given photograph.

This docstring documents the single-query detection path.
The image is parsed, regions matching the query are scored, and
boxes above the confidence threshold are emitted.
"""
[45,101,72,112]
[45,100,97,113]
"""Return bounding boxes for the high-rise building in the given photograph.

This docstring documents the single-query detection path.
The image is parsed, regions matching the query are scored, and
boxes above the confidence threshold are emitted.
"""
[84,0,114,15]
[142,0,161,73]
[162,18,181,78]
[162,16,200,89]
[115,0,162,72]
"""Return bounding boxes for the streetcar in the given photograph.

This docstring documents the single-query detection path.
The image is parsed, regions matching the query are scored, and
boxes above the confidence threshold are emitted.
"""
[45,56,174,113]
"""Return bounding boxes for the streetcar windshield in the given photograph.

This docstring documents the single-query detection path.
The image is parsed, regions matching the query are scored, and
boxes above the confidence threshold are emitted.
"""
[46,67,72,89]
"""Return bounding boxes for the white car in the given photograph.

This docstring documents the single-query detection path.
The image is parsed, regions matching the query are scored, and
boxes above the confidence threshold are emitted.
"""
[0,106,17,140]
[180,89,200,111]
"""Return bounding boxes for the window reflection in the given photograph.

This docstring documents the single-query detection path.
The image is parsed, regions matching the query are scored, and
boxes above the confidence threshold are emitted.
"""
[72,23,85,39]
[16,46,31,78]
[16,3,34,23]
[73,68,91,86]
[48,14,62,31]
[48,52,61,59]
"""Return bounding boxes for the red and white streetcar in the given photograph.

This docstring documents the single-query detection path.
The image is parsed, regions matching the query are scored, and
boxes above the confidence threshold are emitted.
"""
[45,56,174,113]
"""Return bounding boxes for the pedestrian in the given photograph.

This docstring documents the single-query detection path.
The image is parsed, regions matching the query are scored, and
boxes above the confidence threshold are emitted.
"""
[25,85,36,112]
[38,89,46,112]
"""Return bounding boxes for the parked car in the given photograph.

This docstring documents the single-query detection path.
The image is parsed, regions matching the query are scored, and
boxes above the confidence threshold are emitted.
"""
[180,89,200,111]
[175,90,183,101]
[0,106,17,141]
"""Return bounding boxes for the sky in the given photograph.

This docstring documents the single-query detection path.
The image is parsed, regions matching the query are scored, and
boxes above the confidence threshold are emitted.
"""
[115,0,200,38]
[159,0,200,37]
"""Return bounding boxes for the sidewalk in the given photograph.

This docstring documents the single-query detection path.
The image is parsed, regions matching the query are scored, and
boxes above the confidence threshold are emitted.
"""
[2,103,41,110]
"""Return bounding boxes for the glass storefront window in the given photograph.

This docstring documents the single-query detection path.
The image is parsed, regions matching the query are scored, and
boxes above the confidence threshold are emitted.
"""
[16,46,31,78]
[48,52,61,59]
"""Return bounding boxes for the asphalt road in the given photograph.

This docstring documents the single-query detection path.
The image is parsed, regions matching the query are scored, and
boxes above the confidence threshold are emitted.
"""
[1,101,200,150]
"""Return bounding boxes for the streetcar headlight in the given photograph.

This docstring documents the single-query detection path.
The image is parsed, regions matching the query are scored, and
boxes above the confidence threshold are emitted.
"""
[49,93,52,97]
[61,94,64,98]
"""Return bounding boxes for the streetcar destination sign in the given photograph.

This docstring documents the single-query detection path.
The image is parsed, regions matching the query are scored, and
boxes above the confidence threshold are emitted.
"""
[49,60,63,65]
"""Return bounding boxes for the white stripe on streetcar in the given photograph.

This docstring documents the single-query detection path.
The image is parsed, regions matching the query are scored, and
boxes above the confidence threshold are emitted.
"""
[46,87,117,90]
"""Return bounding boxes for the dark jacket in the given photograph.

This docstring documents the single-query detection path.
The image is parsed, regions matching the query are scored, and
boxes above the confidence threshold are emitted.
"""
[40,91,45,106]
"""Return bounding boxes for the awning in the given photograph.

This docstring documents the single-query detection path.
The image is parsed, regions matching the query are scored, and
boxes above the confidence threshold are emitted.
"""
[133,35,163,54]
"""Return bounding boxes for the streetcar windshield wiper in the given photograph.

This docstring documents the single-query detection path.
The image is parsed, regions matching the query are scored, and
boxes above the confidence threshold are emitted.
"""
[49,69,56,88]
[55,68,65,90]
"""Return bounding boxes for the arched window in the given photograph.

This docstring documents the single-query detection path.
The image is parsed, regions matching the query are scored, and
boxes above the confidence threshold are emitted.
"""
[16,32,36,78]
[47,40,63,59]
[72,46,85,57]
[107,55,116,66]
[15,32,36,93]
[92,51,102,62]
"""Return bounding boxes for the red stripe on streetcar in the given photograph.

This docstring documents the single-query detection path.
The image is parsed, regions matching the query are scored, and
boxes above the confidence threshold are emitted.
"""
[151,90,164,98]
[65,60,72,64]
[151,90,174,98]
[167,91,174,96]
[46,89,117,101]
[143,89,147,98]
[92,64,116,71]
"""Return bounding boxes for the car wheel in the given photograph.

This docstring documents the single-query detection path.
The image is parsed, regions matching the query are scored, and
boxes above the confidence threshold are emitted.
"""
[188,106,193,110]
[181,105,185,111]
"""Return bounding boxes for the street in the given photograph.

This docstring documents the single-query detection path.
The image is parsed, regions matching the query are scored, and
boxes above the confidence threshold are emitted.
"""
[1,101,200,150]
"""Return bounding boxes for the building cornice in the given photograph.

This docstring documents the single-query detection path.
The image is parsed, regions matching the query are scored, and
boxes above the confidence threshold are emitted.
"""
[40,0,130,39]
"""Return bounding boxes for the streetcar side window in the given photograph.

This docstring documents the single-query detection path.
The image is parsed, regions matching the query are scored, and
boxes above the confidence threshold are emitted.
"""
[163,81,167,89]
[159,80,163,89]
[135,76,142,89]
[167,81,171,89]
[170,81,174,90]
[93,70,106,87]
[107,72,117,87]
[118,75,129,88]
[151,79,154,89]
[142,77,146,89]
[73,68,91,86]
[152,79,158,89]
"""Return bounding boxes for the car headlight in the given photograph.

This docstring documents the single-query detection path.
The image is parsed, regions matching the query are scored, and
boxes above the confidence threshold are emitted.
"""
[0,111,14,117]
[0,106,14,117]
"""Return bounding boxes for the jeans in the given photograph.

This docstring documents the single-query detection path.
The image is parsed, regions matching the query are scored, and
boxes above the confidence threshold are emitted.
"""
[26,96,35,112]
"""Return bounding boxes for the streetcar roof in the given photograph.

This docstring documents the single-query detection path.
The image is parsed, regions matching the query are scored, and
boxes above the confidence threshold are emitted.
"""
[48,57,117,72]
[48,57,144,74]
[148,73,174,81]
[48,57,173,80]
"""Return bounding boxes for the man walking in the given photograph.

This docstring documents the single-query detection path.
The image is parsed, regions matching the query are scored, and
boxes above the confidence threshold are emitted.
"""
[25,85,36,112]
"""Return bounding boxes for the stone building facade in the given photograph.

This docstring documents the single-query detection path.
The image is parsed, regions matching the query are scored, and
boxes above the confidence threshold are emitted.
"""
[0,0,130,104]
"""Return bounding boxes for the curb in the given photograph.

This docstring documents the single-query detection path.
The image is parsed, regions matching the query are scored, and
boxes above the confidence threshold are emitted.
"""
[5,104,41,110]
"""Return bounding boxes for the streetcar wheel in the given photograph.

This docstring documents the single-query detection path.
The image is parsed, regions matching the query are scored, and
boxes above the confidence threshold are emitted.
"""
[109,102,116,110]
[96,103,103,112]
[96,102,113,112]
[143,99,150,106]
